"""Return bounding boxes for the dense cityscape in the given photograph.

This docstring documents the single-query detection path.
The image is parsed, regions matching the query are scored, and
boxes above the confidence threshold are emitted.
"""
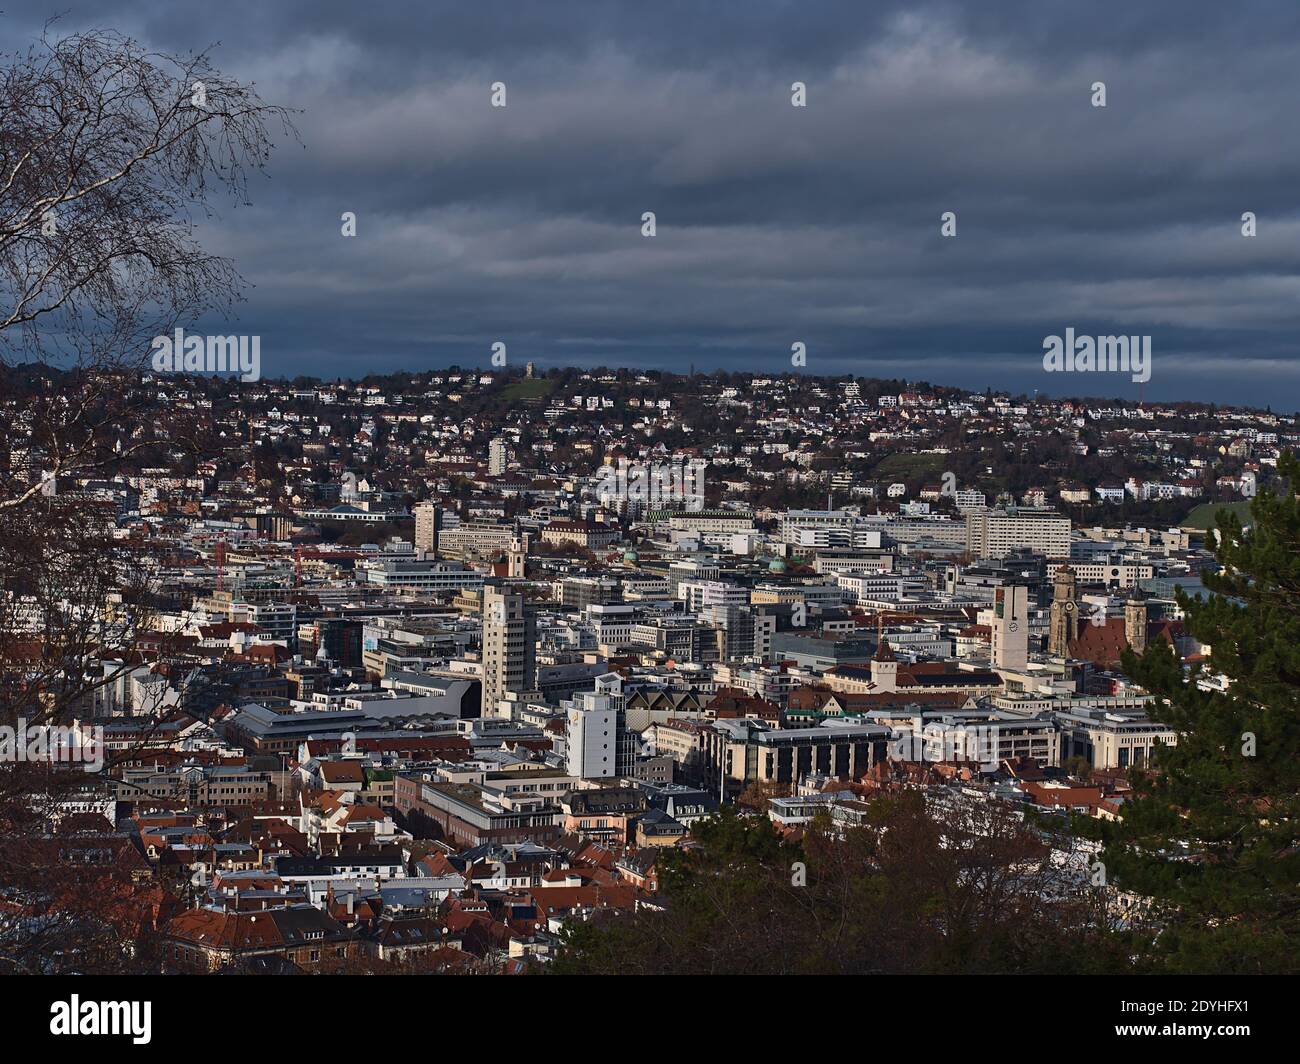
[1,362,1290,976]
[0,0,1294,1037]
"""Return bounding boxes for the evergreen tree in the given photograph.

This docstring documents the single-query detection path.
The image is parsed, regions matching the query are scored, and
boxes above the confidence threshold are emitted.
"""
[1107,452,1300,973]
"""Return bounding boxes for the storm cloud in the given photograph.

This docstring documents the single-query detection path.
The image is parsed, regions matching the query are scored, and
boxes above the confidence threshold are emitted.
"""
[4,1,1299,406]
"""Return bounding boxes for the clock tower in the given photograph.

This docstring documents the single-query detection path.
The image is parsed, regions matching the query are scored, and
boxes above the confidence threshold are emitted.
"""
[992,583,1029,671]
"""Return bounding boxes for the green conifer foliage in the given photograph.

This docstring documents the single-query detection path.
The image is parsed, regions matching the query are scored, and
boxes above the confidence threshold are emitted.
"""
[1108,452,1300,973]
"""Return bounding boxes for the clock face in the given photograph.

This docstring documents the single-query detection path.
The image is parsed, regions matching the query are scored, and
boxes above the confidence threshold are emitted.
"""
[1008,621,1020,632]
[1064,602,1076,613]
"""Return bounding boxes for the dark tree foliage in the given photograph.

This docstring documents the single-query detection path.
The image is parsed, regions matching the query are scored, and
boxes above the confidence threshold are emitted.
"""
[1104,452,1300,974]
[552,797,1127,976]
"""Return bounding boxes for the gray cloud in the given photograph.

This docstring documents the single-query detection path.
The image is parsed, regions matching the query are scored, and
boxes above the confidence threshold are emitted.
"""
[4,1,1299,406]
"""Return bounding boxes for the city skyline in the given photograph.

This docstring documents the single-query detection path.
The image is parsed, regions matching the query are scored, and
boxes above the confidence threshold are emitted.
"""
[1,2,1295,1005]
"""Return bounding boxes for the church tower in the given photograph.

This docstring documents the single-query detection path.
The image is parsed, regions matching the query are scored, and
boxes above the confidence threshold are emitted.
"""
[506,532,529,580]
[1048,565,1078,657]
[870,638,899,694]
[1124,593,1148,655]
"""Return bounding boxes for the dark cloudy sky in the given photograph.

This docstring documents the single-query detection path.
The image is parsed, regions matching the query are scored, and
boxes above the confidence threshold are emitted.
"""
[6,1,1300,407]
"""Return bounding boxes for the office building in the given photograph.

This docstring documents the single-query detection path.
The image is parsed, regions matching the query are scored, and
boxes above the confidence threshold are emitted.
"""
[965,508,1071,560]
[414,501,442,557]
[482,582,536,715]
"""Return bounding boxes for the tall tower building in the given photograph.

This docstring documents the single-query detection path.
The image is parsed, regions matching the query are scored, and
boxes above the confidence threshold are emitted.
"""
[481,582,535,716]
[564,675,635,780]
[414,501,442,557]
[1048,565,1079,657]
[1124,594,1148,655]
[506,532,529,579]
[869,638,899,693]
[488,437,509,476]
[991,583,1029,671]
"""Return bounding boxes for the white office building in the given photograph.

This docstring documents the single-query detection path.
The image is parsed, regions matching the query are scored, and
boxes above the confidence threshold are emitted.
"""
[966,508,1071,560]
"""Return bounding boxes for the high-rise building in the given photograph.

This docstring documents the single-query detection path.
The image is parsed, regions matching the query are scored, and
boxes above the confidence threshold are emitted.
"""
[564,674,636,779]
[565,697,622,779]
[414,501,442,557]
[991,583,1029,671]
[481,582,536,716]
[488,437,509,476]
[700,604,759,662]
[315,618,364,669]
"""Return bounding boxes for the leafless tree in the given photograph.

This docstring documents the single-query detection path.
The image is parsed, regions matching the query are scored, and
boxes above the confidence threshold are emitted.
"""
[0,21,295,973]
[1,22,296,507]
[1,19,295,719]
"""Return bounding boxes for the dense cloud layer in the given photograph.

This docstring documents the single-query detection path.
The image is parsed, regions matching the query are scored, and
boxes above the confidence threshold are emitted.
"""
[5,1,1299,406]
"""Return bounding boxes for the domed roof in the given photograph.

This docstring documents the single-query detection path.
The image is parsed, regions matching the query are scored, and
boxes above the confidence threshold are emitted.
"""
[768,557,787,572]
